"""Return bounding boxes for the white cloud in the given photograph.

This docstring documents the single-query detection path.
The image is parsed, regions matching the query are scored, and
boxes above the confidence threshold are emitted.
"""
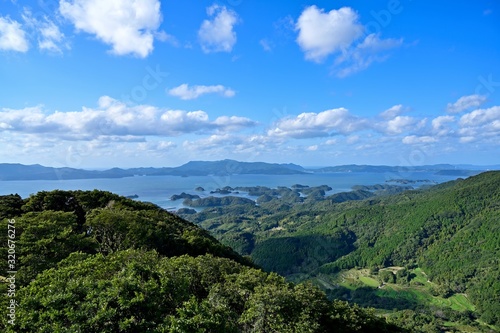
[198,4,238,53]
[295,6,363,62]
[335,33,403,77]
[22,10,67,53]
[307,145,318,151]
[268,108,366,138]
[38,20,66,53]
[325,138,338,145]
[378,116,423,135]
[0,96,257,139]
[213,116,256,131]
[155,30,179,47]
[431,115,455,136]
[157,141,176,150]
[456,106,500,144]
[379,104,405,120]
[0,16,29,52]
[402,135,437,145]
[295,6,404,76]
[459,106,500,127]
[59,0,162,58]
[168,84,235,100]
[357,33,403,52]
[432,115,455,130]
[447,94,487,113]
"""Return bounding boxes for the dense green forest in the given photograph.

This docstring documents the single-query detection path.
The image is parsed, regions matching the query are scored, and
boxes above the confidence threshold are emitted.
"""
[0,189,403,332]
[180,171,500,332]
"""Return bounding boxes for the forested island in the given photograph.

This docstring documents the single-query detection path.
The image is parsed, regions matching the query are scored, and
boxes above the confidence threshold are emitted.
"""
[1,171,499,332]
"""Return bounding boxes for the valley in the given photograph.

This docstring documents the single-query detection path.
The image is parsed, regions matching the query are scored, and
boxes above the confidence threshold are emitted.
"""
[178,171,500,332]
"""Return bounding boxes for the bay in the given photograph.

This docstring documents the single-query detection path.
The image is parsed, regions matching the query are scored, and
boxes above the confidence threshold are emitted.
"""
[0,171,461,211]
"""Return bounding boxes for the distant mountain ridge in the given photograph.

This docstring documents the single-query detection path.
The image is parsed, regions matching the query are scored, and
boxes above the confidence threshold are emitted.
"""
[0,160,497,181]
[0,160,306,180]
[312,164,495,174]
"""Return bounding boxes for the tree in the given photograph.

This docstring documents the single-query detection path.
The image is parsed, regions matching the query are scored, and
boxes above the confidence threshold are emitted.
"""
[11,211,95,285]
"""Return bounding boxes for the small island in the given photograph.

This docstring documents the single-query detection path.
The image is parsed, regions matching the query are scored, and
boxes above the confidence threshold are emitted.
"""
[170,192,200,201]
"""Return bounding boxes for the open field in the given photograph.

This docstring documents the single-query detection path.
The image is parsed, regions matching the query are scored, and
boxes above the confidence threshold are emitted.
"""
[311,267,491,332]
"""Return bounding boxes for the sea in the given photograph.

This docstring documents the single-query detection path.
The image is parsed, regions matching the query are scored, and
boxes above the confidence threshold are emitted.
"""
[0,171,463,211]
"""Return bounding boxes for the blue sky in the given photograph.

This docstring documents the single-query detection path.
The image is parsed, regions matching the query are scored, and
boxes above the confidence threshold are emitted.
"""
[0,0,499,168]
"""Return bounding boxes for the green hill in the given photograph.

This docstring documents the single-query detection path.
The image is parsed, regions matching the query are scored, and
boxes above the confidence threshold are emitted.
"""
[0,189,402,332]
[311,171,500,325]
[182,171,500,331]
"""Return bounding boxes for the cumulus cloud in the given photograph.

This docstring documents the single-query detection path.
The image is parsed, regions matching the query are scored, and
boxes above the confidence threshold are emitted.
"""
[59,0,162,57]
[376,115,424,135]
[168,84,235,100]
[0,16,29,52]
[295,6,403,76]
[0,96,257,139]
[268,108,366,138]
[460,106,500,128]
[295,6,363,62]
[447,94,487,113]
[198,4,238,53]
[454,106,500,144]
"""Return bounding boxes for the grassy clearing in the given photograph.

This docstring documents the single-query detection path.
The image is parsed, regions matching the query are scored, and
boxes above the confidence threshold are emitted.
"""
[311,267,492,333]
[411,267,430,285]
[431,294,475,312]
[320,267,476,313]
[359,276,380,288]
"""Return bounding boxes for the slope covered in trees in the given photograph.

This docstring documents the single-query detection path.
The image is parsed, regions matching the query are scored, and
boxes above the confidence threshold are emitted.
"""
[0,189,402,332]
[181,171,500,330]
[311,171,500,326]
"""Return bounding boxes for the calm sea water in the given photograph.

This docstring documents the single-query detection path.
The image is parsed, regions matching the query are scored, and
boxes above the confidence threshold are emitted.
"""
[0,171,461,211]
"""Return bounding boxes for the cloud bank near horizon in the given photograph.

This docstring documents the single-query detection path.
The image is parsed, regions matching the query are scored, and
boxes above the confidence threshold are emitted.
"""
[1,94,498,167]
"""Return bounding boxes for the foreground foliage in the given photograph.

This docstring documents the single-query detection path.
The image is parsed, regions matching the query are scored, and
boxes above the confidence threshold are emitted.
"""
[9,250,401,332]
[0,189,402,332]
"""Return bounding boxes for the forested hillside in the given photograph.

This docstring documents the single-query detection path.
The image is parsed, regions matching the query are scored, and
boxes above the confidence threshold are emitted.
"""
[181,171,500,332]
[0,189,402,332]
